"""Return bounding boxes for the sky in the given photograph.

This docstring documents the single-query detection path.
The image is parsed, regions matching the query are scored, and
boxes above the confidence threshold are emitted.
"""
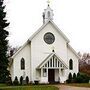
[4,0,90,53]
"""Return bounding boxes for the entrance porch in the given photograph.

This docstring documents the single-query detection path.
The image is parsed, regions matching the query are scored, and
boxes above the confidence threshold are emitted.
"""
[36,53,68,83]
[40,68,65,83]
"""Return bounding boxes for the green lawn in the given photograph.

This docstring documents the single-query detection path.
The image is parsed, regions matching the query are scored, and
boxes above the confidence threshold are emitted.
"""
[67,83,90,88]
[0,84,7,87]
[0,85,59,90]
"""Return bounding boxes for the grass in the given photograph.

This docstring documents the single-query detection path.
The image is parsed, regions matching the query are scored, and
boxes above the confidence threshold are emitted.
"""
[67,83,90,88]
[0,85,59,90]
[0,84,7,87]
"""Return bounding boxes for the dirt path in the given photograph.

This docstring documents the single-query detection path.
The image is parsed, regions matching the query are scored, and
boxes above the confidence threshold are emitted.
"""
[55,85,90,90]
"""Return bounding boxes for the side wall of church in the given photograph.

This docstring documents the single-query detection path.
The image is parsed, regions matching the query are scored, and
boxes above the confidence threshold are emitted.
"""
[11,43,31,82]
[31,22,68,82]
[67,47,79,77]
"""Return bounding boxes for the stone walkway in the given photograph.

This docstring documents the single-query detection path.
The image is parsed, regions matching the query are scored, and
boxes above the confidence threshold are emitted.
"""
[55,85,90,90]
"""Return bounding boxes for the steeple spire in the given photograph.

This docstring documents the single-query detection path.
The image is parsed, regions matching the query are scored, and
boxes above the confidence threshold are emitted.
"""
[42,0,54,24]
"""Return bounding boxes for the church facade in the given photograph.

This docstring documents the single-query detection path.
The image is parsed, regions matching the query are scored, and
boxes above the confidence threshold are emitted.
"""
[9,4,79,83]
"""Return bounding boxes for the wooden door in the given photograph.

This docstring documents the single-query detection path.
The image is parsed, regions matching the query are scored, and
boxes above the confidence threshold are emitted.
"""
[48,69,55,83]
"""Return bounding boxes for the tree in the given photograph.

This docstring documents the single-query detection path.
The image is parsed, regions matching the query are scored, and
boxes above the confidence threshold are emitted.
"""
[66,73,72,83]
[73,73,76,79]
[72,73,77,83]
[8,46,20,57]
[26,76,29,84]
[77,72,80,77]
[13,76,19,85]
[76,73,89,83]
[0,0,10,83]
[68,73,72,80]
[20,76,23,85]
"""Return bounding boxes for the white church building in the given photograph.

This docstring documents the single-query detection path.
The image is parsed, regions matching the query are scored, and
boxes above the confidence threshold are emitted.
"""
[9,3,79,83]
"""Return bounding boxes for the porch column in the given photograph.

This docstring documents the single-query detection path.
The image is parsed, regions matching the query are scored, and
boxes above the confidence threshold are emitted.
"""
[59,69,61,83]
[41,68,43,77]
[47,68,48,81]
[59,68,61,76]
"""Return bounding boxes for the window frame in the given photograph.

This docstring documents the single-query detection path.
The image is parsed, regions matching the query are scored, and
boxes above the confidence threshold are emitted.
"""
[43,69,47,77]
[69,59,73,70]
[21,58,25,70]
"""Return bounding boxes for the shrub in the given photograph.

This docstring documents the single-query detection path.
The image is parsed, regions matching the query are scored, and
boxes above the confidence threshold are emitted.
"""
[66,73,72,83]
[13,76,19,85]
[66,72,90,83]
[68,73,72,80]
[20,76,23,85]
[76,75,83,83]
[72,73,77,83]
[5,77,12,85]
[34,80,39,85]
[26,76,29,84]
[76,73,89,83]
[77,72,80,77]
[66,79,71,83]
[73,73,76,79]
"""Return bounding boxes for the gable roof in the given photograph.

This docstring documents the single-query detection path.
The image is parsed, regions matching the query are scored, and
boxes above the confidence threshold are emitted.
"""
[28,20,70,43]
[67,44,80,59]
[11,20,69,59]
[37,52,68,69]
[11,40,30,58]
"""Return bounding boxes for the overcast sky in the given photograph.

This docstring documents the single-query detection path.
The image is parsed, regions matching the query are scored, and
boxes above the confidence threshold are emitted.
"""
[4,0,90,53]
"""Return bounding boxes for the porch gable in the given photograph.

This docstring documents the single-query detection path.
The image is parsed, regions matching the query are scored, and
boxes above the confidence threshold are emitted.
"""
[37,53,68,69]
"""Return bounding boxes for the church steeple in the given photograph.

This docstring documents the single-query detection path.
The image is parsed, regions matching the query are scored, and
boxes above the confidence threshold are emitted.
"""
[43,0,54,24]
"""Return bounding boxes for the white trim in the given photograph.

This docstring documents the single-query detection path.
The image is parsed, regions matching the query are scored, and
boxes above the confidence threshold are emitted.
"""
[37,53,53,68]
[67,44,80,59]
[28,20,70,43]
[11,20,69,59]
[37,53,68,69]
[11,40,30,58]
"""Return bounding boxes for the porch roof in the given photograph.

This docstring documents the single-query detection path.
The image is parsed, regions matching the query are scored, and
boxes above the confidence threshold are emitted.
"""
[37,53,68,69]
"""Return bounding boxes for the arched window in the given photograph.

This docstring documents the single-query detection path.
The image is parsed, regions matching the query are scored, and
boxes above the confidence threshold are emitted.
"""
[21,58,25,70]
[48,11,50,18]
[69,59,73,70]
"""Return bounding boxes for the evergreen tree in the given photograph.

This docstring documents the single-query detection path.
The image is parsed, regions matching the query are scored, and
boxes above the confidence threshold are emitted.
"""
[67,73,72,83]
[72,73,77,83]
[77,72,80,77]
[68,73,72,80]
[73,73,76,79]
[13,76,19,85]
[20,76,23,85]
[26,76,29,84]
[0,0,10,83]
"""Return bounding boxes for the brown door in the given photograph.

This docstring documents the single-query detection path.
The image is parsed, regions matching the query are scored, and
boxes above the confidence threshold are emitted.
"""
[48,69,55,83]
